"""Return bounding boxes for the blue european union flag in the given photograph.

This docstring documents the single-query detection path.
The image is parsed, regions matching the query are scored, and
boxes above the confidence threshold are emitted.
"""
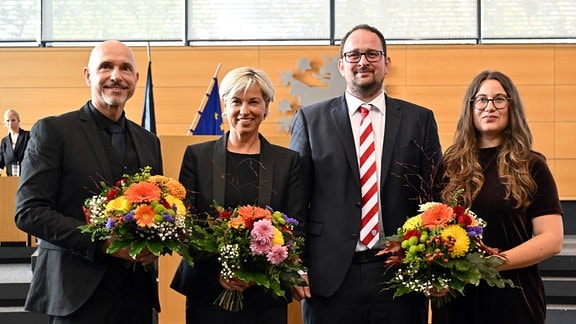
[191,77,223,135]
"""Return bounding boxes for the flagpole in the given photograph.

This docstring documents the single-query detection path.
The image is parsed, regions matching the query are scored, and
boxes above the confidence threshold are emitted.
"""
[147,41,151,62]
[187,63,222,135]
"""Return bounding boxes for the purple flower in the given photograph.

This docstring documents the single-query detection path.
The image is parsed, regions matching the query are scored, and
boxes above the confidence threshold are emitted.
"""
[124,211,134,222]
[163,212,175,222]
[267,245,288,265]
[105,218,116,229]
[282,215,298,226]
[467,226,483,236]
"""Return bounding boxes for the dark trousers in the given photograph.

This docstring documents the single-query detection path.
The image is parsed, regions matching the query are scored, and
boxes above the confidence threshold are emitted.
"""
[302,258,428,324]
[186,299,287,324]
[49,264,155,324]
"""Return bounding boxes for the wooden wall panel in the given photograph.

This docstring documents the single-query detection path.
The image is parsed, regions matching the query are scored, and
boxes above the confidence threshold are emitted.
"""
[520,85,555,123]
[0,44,574,195]
[0,48,88,88]
[556,123,576,159]
[404,85,468,123]
[556,85,576,122]
[556,160,576,200]
[554,46,576,85]
[406,47,485,86]
[405,46,555,86]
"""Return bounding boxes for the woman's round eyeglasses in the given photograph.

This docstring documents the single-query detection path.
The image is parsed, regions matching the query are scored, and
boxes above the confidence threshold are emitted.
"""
[470,95,510,110]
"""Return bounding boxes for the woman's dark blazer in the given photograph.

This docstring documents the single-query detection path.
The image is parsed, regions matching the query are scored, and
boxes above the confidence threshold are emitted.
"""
[0,128,30,175]
[170,132,305,304]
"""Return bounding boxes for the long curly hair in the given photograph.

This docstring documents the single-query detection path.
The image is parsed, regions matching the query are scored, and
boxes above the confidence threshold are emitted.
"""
[440,70,537,210]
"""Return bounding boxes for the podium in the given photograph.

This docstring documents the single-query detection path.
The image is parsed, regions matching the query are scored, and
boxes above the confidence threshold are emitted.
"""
[0,177,28,245]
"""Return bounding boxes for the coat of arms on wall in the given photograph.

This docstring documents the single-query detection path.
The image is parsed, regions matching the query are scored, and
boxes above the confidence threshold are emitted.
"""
[276,54,346,133]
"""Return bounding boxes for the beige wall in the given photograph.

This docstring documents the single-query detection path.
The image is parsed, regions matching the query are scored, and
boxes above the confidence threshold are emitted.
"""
[0,44,574,199]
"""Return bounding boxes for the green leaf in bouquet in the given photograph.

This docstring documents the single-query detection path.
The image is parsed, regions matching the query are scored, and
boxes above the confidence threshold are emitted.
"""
[475,255,515,288]
[129,241,146,259]
[393,284,412,298]
[267,277,284,298]
[107,239,131,254]
[163,240,179,251]
[279,271,307,287]
[236,270,270,287]
[146,240,163,256]
[174,243,195,267]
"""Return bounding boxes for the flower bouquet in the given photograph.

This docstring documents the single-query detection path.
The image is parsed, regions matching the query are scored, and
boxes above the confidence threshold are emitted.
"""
[80,166,194,267]
[380,196,514,307]
[188,204,307,311]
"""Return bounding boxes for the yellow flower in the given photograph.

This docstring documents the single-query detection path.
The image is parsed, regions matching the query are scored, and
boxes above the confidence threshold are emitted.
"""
[402,215,423,231]
[106,196,131,213]
[441,224,470,258]
[272,227,284,245]
[165,194,186,216]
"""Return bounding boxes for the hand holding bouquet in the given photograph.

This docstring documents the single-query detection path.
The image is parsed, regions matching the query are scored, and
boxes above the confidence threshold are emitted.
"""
[381,197,514,307]
[80,166,194,267]
[189,204,307,311]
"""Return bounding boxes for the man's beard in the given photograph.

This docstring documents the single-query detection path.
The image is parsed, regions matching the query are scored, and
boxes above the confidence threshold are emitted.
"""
[351,77,383,98]
[103,92,129,107]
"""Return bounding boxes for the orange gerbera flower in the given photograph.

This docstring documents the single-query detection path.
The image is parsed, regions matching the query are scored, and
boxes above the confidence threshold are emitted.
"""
[134,204,157,228]
[229,215,247,229]
[421,204,455,229]
[237,205,272,221]
[124,182,161,203]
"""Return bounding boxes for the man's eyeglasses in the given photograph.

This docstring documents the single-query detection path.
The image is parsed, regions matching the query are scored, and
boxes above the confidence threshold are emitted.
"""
[470,95,511,110]
[342,50,384,63]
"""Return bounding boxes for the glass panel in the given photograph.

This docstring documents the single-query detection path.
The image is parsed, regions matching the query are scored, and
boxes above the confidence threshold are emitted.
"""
[43,0,183,42]
[187,0,330,43]
[1,0,576,45]
[483,0,576,40]
[0,0,39,42]
[335,0,478,43]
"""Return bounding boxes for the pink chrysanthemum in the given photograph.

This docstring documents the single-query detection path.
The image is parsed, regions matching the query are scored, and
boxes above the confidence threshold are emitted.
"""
[250,219,275,255]
[267,245,288,265]
[251,219,275,239]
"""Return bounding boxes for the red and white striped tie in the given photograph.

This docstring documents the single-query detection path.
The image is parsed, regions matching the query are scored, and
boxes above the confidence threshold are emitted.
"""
[358,104,379,248]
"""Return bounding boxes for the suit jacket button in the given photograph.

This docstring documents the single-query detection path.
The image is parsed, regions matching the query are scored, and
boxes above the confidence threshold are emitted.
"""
[355,202,361,207]
[351,233,358,239]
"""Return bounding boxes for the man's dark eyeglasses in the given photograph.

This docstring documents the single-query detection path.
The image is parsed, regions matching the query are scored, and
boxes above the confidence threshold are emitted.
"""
[342,50,384,63]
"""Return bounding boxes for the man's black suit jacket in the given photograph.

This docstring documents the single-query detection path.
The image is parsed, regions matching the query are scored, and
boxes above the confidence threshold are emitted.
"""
[15,102,163,316]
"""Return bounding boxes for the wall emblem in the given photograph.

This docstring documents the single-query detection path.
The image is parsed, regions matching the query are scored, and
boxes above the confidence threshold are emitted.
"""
[276,55,346,133]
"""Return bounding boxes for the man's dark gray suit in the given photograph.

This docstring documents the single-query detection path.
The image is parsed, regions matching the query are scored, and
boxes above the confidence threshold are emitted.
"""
[290,94,441,323]
[15,103,162,318]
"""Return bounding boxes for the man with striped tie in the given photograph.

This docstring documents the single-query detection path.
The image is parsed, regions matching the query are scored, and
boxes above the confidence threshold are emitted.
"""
[290,24,442,324]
